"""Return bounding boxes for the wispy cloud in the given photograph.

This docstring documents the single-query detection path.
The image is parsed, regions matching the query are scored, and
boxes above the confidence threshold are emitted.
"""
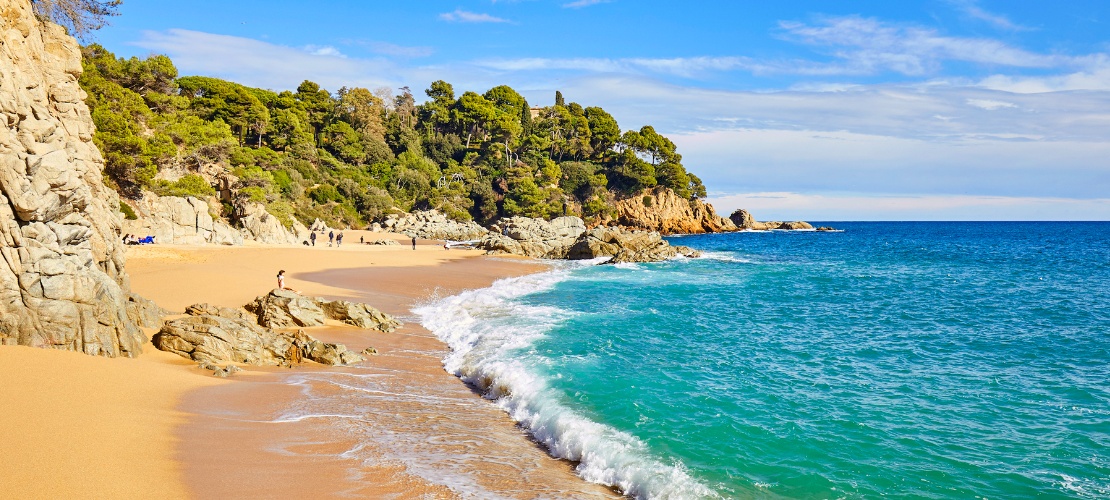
[777,16,1062,75]
[439,9,510,23]
[946,0,1032,31]
[563,0,611,8]
[966,98,1017,110]
[303,45,346,58]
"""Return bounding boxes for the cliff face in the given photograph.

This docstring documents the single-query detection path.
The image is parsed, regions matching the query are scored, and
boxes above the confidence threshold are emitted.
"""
[0,0,144,356]
[611,188,737,235]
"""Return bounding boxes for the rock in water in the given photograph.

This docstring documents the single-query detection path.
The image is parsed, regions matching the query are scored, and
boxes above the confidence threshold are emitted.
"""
[0,0,145,356]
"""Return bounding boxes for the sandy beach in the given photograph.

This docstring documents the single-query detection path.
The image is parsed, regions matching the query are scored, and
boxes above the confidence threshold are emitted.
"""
[1,231,617,498]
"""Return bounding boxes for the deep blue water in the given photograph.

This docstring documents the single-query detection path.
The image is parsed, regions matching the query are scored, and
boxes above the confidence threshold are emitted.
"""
[418,222,1110,499]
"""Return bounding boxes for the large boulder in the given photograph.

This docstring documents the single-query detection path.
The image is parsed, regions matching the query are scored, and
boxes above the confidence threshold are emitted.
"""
[245,289,402,332]
[611,188,736,234]
[235,201,307,245]
[152,315,364,367]
[122,193,243,245]
[728,209,813,231]
[477,216,586,258]
[0,1,145,356]
[382,210,488,241]
[568,227,677,263]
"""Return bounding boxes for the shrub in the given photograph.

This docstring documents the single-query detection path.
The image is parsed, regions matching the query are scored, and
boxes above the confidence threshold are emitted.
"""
[153,174,215,198]
[118,200,138,220]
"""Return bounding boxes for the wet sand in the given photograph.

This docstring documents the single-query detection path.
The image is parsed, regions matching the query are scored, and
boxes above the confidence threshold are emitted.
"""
[124,240,619,498]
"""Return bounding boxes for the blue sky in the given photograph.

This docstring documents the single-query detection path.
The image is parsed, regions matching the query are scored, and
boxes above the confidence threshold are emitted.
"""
[92,1,1110,220]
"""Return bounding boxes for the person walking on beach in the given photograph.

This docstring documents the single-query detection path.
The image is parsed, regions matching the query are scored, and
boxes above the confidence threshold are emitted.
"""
[310,231,316,246]
[337,231,344,247]
[276,270,299,293]
[328,230,334,247]
[411,235,416,250]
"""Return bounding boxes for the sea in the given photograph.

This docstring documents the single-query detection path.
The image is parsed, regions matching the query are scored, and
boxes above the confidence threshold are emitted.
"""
[414,222,1110,499]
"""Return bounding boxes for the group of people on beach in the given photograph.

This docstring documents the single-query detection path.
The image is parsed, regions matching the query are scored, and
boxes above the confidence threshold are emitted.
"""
[122,234,154,245]
[309,230,346,247]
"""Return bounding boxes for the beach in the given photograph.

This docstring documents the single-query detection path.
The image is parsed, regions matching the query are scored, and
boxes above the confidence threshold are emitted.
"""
[0,232,617,499]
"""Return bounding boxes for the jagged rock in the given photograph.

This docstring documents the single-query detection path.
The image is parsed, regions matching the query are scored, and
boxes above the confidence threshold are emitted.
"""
[153,316,363,366]
[212,365,241,378]
[0,1,145,356]
[569,227,677,263]
[184,302,254,321]
[729,209,813,231]
[127,293,169,329]
[362,347,378,356]
[321,300,401,332]
[123,193,243,245]
[612,188,736,234]
[245,289,327,328]
[477,216,586,258]
[245,289,403,332]
[367,239,399,245]
[673,245,702,258]
[235,201,307,245]
[382,210,488,240]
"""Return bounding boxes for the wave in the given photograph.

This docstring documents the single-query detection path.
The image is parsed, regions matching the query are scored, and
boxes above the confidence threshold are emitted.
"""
[414,264,718,500]
[698,251,755,264]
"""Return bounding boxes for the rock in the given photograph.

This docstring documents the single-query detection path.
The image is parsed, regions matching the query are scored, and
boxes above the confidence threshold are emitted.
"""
[383,210,488,240]
[476,216,586,258]
[127,293,169,329]
[367,239,398,245]
[321,300,401,332]
[0,1,145,357]
[122,193,243,245]
[816,226,837,232]
[245,289,403,332]
[153,316,364,367]
[673,245,702,258]
[729,209,813,231]
[245,289,327,328]
[212,365,241,378]
[612,188,737,234]
[362,347,378,356]
[153,314,292,365]
[235,200,306,245]
[184,302,254,321]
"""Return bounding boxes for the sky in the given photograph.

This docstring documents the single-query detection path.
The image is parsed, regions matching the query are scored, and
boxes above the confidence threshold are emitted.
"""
[90,0,1110,220]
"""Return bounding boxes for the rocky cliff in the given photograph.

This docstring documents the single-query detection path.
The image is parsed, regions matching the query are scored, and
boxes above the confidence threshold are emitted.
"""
[610,188,737,235]
[0,0,145,356]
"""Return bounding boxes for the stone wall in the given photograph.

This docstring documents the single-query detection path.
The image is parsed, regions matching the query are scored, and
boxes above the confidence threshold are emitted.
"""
[0,0,144,356]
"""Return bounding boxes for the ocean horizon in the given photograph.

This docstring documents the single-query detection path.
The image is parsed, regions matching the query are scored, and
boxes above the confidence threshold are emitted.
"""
[415,221,1109,499]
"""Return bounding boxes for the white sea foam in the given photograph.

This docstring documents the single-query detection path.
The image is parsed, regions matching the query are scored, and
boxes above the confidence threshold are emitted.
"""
[699,251,755,264]
[414,263,719,500]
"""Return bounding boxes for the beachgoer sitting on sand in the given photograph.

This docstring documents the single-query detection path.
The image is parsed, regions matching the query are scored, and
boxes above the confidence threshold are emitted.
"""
[276,270,299,293]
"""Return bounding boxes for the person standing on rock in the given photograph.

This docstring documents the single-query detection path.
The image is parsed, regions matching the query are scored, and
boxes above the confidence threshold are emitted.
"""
[310,231,316,246]
[277,270,299,293]
[328,230,334,247]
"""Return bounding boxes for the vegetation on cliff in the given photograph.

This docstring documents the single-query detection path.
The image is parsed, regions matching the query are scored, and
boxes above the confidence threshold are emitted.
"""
[80,45,707,228]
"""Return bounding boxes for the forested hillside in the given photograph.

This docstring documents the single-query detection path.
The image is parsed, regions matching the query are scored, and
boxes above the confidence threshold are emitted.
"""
[81,45,706,229]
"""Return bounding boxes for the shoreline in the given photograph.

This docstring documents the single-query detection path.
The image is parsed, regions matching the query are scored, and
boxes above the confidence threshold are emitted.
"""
[125,237,620,498]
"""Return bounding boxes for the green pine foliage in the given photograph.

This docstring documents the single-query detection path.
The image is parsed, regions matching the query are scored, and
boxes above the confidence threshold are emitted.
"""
[80,47,708,228]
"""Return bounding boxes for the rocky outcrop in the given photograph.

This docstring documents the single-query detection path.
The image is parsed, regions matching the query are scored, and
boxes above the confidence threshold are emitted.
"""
[611,188,736,234]
[234,201,308,245]
[0,0,145,356]
[479,216,586,258]
[122,193,242,245]
[477,216,695,263]
[152,314,364,367]
[127,293,169,329]
[382,210,488,240]
[245,289,401,332]
[728,209,814,231]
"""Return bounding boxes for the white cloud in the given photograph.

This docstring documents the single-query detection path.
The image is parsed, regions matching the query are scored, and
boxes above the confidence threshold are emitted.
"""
[303,45,346,58]
[439,9,509,23]
[966,98,1017,110]
[777,16,1063,76]
[946,0,1032,32]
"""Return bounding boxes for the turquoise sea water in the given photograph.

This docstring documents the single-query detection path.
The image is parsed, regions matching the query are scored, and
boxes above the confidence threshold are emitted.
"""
[416,222,1110,499]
